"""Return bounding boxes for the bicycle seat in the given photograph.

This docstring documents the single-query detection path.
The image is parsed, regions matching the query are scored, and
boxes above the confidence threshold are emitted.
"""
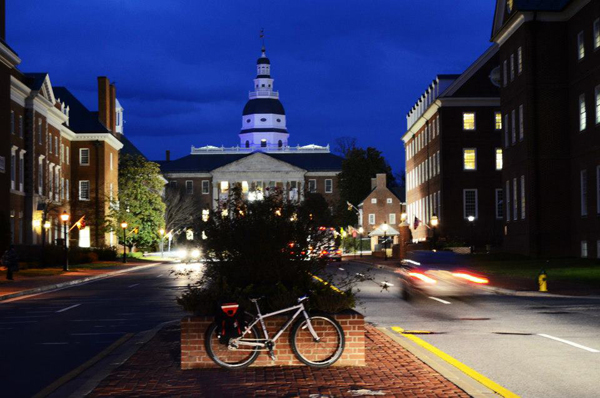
[297,295,309,303]
[249,296,265,302]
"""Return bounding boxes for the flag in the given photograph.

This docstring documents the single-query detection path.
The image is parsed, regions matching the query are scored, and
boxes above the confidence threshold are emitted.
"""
[413,217,420,230]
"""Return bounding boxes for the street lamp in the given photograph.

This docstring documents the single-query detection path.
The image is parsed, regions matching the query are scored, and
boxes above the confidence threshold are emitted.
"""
[121,222,128,263]
[60,211,70,271]
[159,228,165,258]
[358,227,364,258]
[467,215,475,254]
[381,223,389,261]
[431,214,439,251]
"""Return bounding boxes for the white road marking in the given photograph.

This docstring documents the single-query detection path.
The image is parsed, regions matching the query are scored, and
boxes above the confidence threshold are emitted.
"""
[128,283,139,288]
[429,296,451,305]
[56,304,81,313]
[338,268,345,271]
[538,334,600,353]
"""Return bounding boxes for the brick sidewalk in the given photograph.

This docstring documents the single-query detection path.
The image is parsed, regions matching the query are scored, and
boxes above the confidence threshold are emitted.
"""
[0,262,156,299]
[90,324,468,398]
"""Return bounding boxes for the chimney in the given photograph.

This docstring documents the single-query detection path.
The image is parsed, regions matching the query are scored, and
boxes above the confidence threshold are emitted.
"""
[376,173,387,189]
[166,150,170,162]
[371,178,377,190]
[109,83,116,132]
[97,77,110,130]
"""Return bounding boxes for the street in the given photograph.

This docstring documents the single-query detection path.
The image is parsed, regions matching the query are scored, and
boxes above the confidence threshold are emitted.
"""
[339,260,600,398]
[0,262,197,398]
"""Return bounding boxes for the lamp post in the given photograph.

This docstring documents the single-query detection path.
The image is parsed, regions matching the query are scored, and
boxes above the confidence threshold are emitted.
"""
[121,222,128,263]
[431,214,439,251]
[60,211,70,271]
[159,228,165,258]
[382,223,389,261]
[467,215,475,254]
[358,227,364,258]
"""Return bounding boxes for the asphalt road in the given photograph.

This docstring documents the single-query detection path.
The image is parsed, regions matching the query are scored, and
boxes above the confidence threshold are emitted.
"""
[338,260,600,398]
[0,261,200,398]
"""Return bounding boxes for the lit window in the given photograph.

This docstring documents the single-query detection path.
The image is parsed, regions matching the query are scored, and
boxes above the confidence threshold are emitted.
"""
[220,181,229,193]
[463,189,478,219]
[495,189,504,219]
[242,181,249,193]
[201,180,209,194]
[581,241,588,258]
[580,94,587,131]
[595,86,600,125]
[496,149,503,170]
[368,214,375,225]
[80,148,90,165]
[325,179,332,193]
[495,112,502,130]
[463,113,475,130]
[517,47,523,75]
[578,31,585,60]
[520,175,526,219]
[202,209,210,222]
[186,180,193,194]
[463,149,476,171]
[595,19,600,50]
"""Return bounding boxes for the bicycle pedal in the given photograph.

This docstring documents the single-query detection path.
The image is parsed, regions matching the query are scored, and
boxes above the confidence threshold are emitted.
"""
[269,352,277,361]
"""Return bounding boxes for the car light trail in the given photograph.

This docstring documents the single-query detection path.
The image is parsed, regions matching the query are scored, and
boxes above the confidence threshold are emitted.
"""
[409,272,437,284]
[452,272,489,284]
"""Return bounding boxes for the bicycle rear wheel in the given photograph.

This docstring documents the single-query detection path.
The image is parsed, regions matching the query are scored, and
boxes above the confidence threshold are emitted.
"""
[290,314,345,368]
[205,323,261,369]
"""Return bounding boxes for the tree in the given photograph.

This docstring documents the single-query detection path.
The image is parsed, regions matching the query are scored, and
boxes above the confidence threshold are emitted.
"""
[333,136,357,157]
[164,186,200,241]
[335,147,395,226]
[108,155,165,250]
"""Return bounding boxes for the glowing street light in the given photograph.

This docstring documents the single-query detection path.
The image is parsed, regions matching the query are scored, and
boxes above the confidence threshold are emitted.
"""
[121,222,128,263]
[60,211,70,271]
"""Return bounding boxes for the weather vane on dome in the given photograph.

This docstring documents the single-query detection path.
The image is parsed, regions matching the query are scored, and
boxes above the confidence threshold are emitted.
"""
[260,28,265,51]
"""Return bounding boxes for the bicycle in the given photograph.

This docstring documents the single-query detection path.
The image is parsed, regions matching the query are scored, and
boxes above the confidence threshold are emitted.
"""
[205,296,345,369]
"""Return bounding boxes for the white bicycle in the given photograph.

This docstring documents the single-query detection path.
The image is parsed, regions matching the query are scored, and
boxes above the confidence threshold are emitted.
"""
[205,296,345,369]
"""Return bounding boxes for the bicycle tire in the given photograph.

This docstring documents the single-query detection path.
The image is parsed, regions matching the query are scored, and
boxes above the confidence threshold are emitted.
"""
[290,314,345,368]
[205,322,260,369]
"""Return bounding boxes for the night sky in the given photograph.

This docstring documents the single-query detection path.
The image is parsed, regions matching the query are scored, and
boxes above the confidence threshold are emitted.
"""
[7,1,496,174]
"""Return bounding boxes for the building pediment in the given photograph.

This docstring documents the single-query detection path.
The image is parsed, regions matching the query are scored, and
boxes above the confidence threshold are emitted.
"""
[211,152,306,174]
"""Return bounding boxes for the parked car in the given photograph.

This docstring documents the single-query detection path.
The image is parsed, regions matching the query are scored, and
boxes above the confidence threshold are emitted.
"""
[319,247,342,262]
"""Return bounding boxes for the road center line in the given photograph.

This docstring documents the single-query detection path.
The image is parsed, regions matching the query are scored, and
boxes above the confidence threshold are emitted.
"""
[429,296,451,304]
[56,304,81,313]
[538,334,599,353]
[128,283,139,288]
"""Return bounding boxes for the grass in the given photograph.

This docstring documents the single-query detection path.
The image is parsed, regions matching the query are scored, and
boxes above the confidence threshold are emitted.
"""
[467,253,600,285]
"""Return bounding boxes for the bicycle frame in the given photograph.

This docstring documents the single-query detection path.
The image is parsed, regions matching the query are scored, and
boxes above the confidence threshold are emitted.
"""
[234,301,319,348]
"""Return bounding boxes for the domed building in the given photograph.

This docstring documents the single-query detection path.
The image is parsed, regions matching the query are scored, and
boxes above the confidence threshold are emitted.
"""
[158,46,342,210]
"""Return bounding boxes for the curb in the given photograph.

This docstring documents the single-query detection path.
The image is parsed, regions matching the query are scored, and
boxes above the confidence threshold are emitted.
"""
[378,327,500,398]
[45,319,180,398]
[0,262,160,302]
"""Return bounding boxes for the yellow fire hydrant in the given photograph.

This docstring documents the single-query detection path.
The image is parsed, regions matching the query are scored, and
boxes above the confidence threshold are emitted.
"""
[538,269,548,292]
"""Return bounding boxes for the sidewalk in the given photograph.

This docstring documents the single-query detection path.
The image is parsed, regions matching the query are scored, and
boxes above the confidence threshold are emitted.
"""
[0,261,162,301]
[89,323,469,398]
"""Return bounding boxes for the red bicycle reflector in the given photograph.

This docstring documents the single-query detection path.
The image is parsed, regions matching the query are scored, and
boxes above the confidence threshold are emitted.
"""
[452,272,489,284]
[408,272,437,284]
[221,303,239,317]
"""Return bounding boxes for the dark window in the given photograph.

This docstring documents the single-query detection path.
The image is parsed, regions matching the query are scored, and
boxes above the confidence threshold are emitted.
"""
[246,119,251,123]
[276,118,281,122]
[261,139,267,148]
[245,140,250,148]
[278,140,283,148]
[260,118,267,122]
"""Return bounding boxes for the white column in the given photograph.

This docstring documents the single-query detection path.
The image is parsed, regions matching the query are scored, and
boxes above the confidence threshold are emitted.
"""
[212,181,218,210]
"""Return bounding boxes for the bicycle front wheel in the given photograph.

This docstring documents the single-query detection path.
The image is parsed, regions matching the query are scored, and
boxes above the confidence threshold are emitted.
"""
[205,322,260,369]
[290,314,345,368]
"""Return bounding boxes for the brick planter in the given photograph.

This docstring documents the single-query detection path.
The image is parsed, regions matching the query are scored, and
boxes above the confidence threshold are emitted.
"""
[181,310,365,369]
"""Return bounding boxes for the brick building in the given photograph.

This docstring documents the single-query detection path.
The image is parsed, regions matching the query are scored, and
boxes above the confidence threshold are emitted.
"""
[0,2,123,250]
[491,0,600,257]
[159,46,342,209]
[403,46,503,246]
[358,173,405,250]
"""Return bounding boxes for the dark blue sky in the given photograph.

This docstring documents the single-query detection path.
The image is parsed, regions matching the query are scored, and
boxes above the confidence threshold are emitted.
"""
[7,1,496,173]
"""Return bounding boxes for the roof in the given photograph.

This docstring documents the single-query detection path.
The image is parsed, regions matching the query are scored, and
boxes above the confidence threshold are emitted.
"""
[53,87,109,133]
[243,98,285,116]
[257,57,270,65]
[117,134,146,159]
[157,151,343,173]
[23,73,48,90]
